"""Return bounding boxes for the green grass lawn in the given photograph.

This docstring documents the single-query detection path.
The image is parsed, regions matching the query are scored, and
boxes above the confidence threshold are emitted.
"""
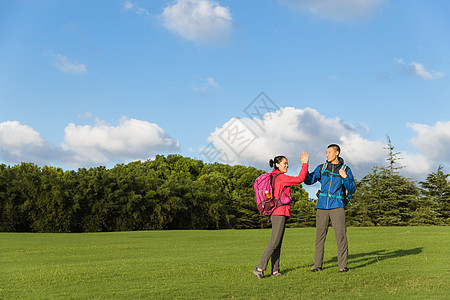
[1,226,448,299]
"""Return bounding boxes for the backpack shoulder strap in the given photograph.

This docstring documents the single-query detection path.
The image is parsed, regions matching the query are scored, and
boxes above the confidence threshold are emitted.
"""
[320,162,327,177]
[341,164,349,181]
[340,164,347,184]
[271,173,279,187]
[271,173,288,199]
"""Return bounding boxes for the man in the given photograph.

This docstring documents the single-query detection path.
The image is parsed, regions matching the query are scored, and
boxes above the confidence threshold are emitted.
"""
[304,144,356,273]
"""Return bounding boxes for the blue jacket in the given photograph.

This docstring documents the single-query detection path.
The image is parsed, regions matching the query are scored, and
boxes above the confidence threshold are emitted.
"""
[304,157,356,209]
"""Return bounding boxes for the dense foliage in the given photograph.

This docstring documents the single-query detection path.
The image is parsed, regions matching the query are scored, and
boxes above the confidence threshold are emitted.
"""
[0,154,448,232]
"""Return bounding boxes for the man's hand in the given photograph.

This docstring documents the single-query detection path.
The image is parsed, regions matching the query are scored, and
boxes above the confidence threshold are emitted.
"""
[339,168,347,178]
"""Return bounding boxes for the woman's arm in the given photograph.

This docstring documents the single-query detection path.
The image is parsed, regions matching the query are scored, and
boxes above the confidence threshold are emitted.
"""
[279,152,309,185]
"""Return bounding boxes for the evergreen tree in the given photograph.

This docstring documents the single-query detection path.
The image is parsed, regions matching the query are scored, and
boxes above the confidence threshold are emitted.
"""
[348,138,419,226]
[287,184,316,227]
[415,165,450,225]
[385,135,403,178]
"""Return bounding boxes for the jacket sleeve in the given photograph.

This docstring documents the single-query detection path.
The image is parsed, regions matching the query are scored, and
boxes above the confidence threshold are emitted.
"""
[304,164,322,185]
[279,163,309,185]
[343,167,356,194]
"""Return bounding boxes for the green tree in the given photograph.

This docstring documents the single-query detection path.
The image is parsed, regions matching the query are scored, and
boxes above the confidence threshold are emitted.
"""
[414,165,450,225]
[12,163,43,232]
[0,164,30,231]
[228,165,263,229]
[30,166,79,232]
[288,184,316,227]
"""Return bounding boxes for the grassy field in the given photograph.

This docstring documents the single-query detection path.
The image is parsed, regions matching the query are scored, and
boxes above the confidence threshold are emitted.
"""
[0,227,448,299]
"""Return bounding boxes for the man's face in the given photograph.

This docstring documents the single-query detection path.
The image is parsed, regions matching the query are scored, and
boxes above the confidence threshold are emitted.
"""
[326,147,339,163]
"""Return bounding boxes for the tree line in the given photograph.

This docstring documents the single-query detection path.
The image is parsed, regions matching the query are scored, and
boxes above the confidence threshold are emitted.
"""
[0,154,448,232]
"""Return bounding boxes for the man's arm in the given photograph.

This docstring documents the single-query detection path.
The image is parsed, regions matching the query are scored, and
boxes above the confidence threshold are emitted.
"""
[304,164,322,185]
[339,167,356,194]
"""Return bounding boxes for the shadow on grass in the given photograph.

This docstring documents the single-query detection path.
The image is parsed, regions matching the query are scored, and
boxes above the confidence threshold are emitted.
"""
[283,247,423,273]
[283,263,312,274]
[324,247,424,270]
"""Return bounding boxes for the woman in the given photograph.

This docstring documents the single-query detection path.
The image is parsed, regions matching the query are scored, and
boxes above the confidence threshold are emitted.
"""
[252,152,309,279]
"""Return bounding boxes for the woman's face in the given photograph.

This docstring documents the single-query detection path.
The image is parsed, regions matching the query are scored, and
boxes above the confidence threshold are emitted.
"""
[276,158,289,173]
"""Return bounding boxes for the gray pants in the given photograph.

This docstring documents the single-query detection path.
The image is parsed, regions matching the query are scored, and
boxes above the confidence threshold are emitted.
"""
[257,215,286,272]
[314,208,348,269]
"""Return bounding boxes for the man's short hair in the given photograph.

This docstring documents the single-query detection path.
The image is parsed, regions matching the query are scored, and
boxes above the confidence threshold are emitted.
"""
[327,144,341,155]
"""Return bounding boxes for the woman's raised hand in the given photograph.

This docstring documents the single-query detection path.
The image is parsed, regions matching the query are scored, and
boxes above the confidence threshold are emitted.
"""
[300,152,309,164]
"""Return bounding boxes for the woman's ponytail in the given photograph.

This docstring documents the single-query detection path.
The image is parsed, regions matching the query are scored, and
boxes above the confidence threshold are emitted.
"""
[269,155,287,171]
[269,159,275,168]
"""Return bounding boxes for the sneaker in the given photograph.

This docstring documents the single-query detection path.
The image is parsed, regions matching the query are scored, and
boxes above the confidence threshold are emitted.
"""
[338,267,349,273]
[310,266,322,272]
[271,271,284,276]
[252,268,264,279]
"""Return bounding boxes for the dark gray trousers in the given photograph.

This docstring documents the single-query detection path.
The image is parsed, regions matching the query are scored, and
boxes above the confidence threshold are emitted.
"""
[257,215,286,272]
[314,208,348,269]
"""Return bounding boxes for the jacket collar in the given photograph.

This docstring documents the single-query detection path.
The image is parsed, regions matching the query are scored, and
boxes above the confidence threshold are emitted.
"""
[326,157,344,168]
[271,168,283,174]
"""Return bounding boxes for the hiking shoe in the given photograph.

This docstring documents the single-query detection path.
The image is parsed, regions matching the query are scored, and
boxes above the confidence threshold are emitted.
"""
[271,271,284,277]
[338,267,349,273]
[252,268,264,279]
[310,266,322,272]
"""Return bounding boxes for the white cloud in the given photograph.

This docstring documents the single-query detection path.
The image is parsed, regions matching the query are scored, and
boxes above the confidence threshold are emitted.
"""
[53,54,87,75]
[124,1,135,11]
[206,77,219,87]
[161,0,232,45]
[408,121,450,162]
[203,107,444,179]
[204,107,391,178]
[123,1,149,16]
[0,121,44,148]
[194,76,221,94]
[62,117,180,165]
[78,112,93,119]
[398,152,432,176]
[279,0,386,21]
[0,121,61,164]
[0,118,180,168]
[395,58,444,80]
[410,62,444,80]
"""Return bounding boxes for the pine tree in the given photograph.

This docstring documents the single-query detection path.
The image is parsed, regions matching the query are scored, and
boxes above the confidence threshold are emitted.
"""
[416,165,450,225]
[385,135,403,178]
[348,138,419,226]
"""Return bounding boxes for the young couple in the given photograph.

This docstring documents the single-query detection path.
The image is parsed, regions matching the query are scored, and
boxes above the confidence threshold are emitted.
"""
[252,144,356,279]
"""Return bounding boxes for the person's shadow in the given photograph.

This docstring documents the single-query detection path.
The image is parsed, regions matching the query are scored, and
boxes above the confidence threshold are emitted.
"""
[283,247,423,273]
[326,247,423,270]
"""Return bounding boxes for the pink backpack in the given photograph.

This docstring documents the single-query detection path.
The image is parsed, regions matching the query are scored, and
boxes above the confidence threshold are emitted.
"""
[254,173,290,216]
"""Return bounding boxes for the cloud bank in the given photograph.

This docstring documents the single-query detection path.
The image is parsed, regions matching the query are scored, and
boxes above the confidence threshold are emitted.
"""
[63,117,180,165]
[0,118,180,168]
[408,121,450,162]
[1,111,448,179]
[0,121,63,164]
[205,107,443,179]
[161,0,232,45]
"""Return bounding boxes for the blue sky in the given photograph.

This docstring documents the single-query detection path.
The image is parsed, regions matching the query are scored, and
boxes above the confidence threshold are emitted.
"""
[1,0,449,192]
